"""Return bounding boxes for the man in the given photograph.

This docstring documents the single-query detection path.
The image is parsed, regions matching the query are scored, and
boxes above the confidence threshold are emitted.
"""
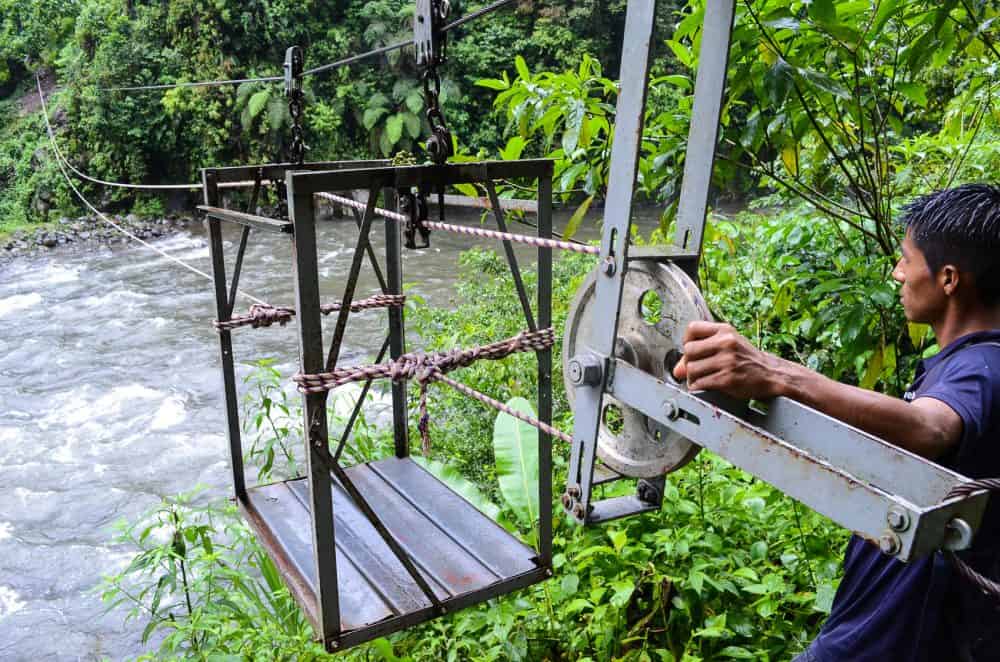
[672,184,1000,661]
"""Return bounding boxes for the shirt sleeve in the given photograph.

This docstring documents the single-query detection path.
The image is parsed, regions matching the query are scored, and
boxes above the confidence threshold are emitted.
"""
[916,348,998,446]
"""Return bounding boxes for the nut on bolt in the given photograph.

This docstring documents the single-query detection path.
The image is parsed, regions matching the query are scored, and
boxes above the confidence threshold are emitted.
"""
[887,506,910,532]
[603,257,617,277]
[573,503,587,520]
[878,531,901,556]
[663,399,680,421]
[568,354,603,387]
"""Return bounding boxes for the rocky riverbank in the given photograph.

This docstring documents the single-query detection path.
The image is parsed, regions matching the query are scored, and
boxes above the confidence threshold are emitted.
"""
[1,214,197,259]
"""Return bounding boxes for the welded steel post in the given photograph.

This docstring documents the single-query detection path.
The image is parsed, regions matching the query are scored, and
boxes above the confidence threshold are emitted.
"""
[287,175,341,644]
[203,170,247,502]
[385,191,410,458]
[537,169,554,566]
[566,0,658,521]
[673,0,736,257]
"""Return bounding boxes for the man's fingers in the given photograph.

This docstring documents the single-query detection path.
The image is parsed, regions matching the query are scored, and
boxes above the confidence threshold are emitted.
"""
[684,354,730,389]
[682,320,729,344]
[672,355,688,380]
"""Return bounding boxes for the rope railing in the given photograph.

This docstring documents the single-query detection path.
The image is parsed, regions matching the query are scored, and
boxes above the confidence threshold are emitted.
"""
[293,327,568,453]
[214,294,406,331]
[317,192,600,256]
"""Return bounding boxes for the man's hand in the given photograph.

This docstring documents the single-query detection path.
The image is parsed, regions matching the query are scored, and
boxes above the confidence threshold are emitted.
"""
[672,321,787,400]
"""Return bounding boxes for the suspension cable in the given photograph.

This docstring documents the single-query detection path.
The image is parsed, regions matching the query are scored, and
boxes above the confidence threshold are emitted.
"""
[99,0,520,92]
[36,75,268,306]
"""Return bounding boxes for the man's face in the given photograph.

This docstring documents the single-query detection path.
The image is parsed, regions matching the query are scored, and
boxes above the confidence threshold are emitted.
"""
[892,229,946,323]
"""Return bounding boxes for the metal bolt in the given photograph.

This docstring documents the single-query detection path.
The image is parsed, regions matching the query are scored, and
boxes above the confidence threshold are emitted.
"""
[943,518,974,551]
[567,486,581,499]
[878,531,901,556]
[603,257,617,277]
[568,354,602,387]
[573,503,586,520]
[663,400,680,421]
[887,507,910,532]
[561,493,574,510]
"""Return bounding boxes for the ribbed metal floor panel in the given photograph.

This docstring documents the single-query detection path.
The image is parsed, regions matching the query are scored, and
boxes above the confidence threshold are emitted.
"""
[241,456,544,646]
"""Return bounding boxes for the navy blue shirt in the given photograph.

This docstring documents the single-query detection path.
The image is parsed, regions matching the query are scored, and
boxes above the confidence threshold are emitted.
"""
[812,330,1000,662]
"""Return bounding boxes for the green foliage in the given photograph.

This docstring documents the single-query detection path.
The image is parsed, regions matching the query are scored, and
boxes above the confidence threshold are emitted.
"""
[493,397,541,528]
[99,490,325,659]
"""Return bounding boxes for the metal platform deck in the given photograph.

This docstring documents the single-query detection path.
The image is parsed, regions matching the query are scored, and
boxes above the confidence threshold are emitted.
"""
[241,456,546,648]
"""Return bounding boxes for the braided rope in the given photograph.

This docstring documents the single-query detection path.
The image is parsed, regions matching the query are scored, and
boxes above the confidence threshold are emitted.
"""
[317,193,600,256]
[944,479,1000,600]
[293,328,562,454]
[214,294,405,331]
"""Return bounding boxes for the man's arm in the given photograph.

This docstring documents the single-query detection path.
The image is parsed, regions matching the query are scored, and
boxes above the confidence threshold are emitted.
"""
[672,321,963,460]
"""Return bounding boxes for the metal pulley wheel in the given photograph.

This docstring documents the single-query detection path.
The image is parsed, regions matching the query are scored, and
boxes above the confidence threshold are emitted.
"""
[563,260,712,478]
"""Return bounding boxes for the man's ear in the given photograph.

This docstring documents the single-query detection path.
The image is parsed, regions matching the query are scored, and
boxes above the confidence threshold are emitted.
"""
[939,264,961,296]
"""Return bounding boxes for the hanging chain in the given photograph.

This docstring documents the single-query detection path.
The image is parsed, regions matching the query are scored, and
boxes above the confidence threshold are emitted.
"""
[419,0,453,165]
[284,45,307,165]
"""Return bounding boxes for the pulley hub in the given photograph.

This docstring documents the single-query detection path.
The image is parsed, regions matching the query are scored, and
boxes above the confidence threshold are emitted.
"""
[563,260,711,478]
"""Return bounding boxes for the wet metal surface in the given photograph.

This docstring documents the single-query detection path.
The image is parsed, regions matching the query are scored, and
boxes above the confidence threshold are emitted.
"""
[247,457,539,642]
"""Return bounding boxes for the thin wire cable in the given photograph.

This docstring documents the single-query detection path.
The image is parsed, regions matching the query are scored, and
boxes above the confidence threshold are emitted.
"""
[97,0,519,90]
[106,75,282,93]
[303,39,413,77]
[36,76,268,306]
[441,0,519,32]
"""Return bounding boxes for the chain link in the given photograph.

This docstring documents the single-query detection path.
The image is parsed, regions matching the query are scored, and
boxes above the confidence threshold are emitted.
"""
[284,46,308,166]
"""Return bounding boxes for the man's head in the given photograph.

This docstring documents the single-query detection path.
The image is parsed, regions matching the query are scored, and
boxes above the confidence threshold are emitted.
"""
[893,184,1000,323]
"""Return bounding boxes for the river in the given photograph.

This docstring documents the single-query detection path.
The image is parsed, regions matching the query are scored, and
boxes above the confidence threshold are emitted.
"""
[0,204,663,660]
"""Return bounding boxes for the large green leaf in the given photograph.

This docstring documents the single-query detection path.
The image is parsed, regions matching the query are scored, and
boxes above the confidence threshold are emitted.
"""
[563,194,594,241]
[247,89,270,120]
[493,397,540,526]
[385,113,405,144]
[412,457,501,521]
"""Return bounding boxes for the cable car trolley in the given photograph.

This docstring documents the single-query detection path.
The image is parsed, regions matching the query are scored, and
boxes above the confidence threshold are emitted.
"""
[201,0,998,653]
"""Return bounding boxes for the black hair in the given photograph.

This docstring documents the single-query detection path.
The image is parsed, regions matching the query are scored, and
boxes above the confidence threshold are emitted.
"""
[901,184,1000,306]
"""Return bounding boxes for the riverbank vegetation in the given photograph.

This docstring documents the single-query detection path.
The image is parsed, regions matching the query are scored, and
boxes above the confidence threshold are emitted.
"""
[4,0,997,659]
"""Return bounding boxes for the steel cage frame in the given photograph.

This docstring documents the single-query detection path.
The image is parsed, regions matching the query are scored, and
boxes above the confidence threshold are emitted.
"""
[203,158,556,650]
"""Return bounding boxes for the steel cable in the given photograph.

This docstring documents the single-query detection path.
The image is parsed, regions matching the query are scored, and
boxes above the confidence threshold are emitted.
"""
[944,478,1000,600]
[36,75,268,306]
[99,0,520,92]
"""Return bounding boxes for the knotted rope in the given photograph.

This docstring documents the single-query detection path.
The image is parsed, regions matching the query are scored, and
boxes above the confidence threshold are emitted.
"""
[214,294,405,331]
[293,328,567,454]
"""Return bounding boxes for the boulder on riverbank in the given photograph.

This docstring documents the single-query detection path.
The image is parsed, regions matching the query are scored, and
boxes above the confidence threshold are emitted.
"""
[1,215,196,260]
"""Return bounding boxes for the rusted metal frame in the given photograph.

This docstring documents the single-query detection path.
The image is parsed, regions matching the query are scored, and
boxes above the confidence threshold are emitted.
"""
[312,187,443,611]
[536,172,554,568]
[332,335,392,465]
[208,160,390,184]
[324,189,379,373]
[348,204,389,293]
[198,205,293,234]
[336,566,548,649]
[288,160,554,196]
[484,179,537,332]
[224,175,263,316]
[288,177,341,642]
[607,359,990,562]
[204,170,248,502]
[566,0,658,524]
[328,462,444,613]
[385,201,410,459]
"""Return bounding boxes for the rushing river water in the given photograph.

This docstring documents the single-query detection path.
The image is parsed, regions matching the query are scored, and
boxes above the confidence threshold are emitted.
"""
[0,204,662,660]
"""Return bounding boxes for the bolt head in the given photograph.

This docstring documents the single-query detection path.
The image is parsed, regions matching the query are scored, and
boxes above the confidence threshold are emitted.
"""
[568,355,602,386]
[573,503,586,520]
[887,507,910,532]
[567,486,581,499]
[602,257,616,276]
[561,493,574,510]
[663,400,679,421]
[878,532,901,555]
